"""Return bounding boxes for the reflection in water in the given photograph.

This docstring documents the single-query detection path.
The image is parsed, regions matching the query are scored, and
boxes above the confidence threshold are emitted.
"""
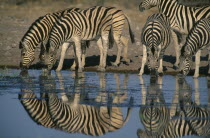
[19,72,132,136]
[137,76,210,137]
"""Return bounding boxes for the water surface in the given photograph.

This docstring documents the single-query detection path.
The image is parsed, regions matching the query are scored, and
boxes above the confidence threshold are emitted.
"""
[0,69,209,138]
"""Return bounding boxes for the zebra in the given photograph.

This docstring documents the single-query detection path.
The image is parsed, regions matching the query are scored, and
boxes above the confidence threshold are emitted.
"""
[178,78,210,137]
[19,8,80,70]
[139,0,210,68]
[138,76,197,138]
[43,6,135,73]
[56,7,135,71]
[179,17,210,78]
[18,74,57,129]
[46,72,132,136]
[139,13,172,76]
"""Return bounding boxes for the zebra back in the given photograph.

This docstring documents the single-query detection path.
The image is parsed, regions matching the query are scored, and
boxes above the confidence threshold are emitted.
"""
[141,13,171,50]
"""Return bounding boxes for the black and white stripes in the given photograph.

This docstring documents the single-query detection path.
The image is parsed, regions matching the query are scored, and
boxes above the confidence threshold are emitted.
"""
[139,13,171,76]
[139,0,210,67]
[19,8,80,69]
[179,17,210,77]
[44,6,116,72]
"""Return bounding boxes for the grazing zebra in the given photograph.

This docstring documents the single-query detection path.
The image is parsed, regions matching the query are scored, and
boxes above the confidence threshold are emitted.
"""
[138,76,197,138]
[46,72,132,136]
[56,7,135,71]
[19,74,57,129]
[139,0,210,68]
[19,8,80,70]
[179,78,210,137]
[179,17,210,78]
[139,13,171,76]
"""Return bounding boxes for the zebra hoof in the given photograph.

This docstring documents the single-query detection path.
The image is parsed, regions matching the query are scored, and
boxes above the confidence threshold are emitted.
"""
[97,67,106,72]
[111,62,119,67]
[56,68,62,72]
[70,66,76,71]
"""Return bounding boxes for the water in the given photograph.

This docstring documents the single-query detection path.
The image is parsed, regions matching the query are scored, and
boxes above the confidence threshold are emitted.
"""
[0,69,209,138]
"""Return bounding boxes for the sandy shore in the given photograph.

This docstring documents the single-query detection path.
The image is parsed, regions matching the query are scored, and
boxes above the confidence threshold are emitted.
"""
[0,2,209,76]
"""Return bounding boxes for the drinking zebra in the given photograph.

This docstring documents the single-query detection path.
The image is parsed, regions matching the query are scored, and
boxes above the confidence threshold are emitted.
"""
[139,0,210,68]
[19,8,80,70]
[56,7,135,71]
[139,13,171,76]
[44,6,135,72]
[179,17,210,77]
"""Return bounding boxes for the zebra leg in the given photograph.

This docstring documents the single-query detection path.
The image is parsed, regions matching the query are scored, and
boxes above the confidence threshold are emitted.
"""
[73,39,83,73]
[158,58,163,75]
[56,42,70,72]
[100,34,109,72]
[171,31,180,69]
[139,45,147,76]
[193,50,201,78]
[70,45,77,71]
[97,38,104,71]
[121,36,130,64]
[111,34,123,67]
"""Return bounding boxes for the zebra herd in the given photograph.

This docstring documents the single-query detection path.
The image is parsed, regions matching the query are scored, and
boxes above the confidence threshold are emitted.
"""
[19,0,210,78]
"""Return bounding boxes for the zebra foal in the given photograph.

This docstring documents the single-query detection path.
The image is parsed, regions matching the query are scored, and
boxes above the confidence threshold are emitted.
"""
[139,13,171,76]
[139,0,210,68]
[179,17,210,78]
[44,6,115,73]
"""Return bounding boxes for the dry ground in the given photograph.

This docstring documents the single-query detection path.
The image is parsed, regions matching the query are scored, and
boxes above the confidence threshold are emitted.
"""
[0,1,209,75]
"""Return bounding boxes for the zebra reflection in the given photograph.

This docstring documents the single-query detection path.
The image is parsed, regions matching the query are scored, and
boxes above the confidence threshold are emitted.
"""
[47,72,132,136]
[179,78,210,137]
[137,76,196,137]
[19,72,132,136]
[19,73,57,129]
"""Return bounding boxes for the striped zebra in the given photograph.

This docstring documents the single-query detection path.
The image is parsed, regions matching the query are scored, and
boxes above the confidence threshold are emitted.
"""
[19,8,80,70]
[179,78,210,137]
[43,6,135,73]
[179,17,210,78]
[138,76,197,138]
[139,0,210,68]
[19,74,57,129]
[139,13,171,76]
[46,72,132,136]
[56,7,135,71]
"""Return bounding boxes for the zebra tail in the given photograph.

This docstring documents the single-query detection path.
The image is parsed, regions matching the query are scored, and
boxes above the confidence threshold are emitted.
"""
[125,15,135,43]
[109,26,114,49]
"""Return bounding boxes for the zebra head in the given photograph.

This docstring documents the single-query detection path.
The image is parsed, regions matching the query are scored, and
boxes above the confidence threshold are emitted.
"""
[19,41,35,69]
[147,46,160,76]
[139,0,160,12]
[43,42,57,72]
[179,46,192,77]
